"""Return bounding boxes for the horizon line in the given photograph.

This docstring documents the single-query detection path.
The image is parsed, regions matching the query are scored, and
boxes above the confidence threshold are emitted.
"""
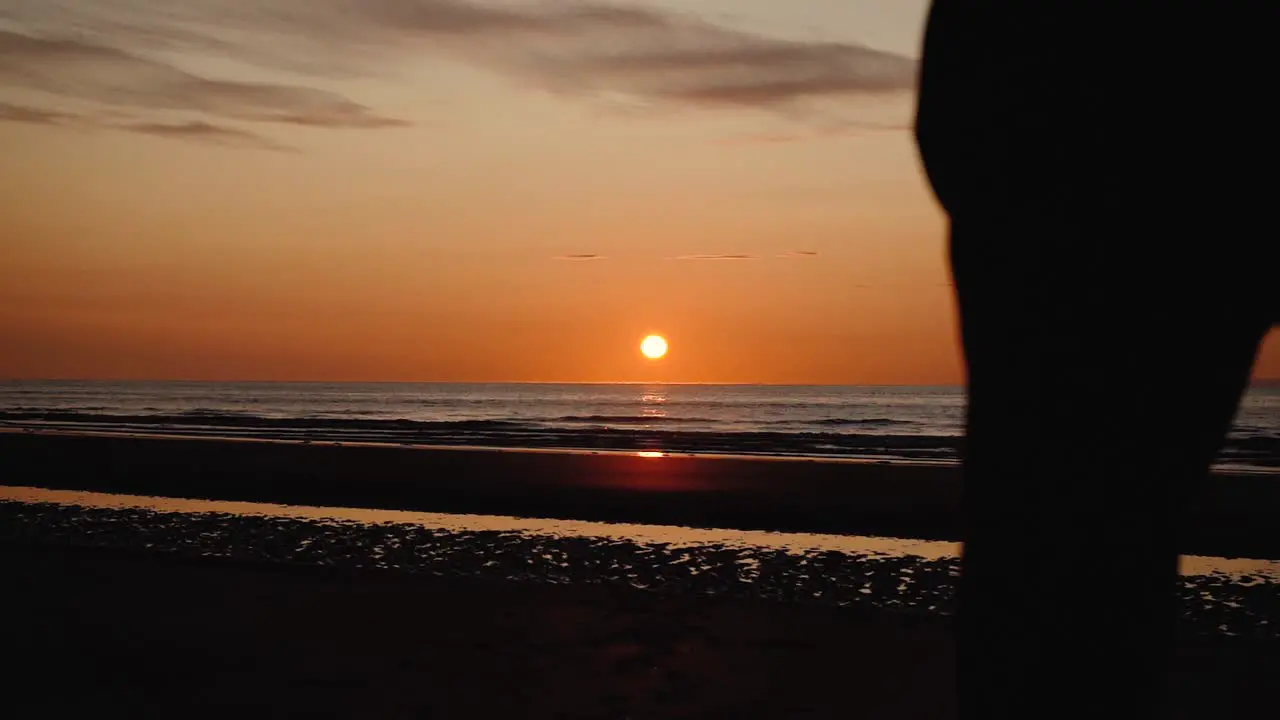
[3,377,1279,387]
[2,377,970,388]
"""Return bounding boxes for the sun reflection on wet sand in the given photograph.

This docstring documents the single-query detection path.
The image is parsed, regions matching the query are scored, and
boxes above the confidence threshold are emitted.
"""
[3,485,1275,580]
[0,485,953,558]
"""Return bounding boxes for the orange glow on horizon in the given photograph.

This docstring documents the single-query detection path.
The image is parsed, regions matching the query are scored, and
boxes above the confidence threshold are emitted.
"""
[0,0,1276,386]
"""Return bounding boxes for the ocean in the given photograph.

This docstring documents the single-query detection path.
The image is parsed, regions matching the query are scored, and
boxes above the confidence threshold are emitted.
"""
[1,380,1276,471]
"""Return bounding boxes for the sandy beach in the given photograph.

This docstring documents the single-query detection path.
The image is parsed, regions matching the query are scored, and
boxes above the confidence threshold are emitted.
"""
[3,0,1275,715]
[4,542,1277,719]
[4,430,1278,717]
[3,431,1279,559]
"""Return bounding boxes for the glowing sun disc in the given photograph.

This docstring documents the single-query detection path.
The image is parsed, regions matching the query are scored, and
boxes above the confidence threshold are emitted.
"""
[640,335,668,359]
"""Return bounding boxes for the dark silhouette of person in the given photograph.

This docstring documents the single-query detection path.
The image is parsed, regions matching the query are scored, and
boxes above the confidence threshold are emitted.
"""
[914,4,1275,717]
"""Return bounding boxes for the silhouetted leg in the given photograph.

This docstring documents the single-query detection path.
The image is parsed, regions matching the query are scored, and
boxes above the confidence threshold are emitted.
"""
[949,218,1267,718]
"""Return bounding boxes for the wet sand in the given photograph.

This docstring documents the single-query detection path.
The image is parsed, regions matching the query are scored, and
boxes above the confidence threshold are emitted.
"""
[5,491,1276,639]
[4,432,1278,717]
[3,431,1279,558]
[4,543,1276,719]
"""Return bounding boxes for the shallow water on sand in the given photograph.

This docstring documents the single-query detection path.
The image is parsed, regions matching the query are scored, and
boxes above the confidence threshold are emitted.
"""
[2,486,1276,638]
[0,486,961,558]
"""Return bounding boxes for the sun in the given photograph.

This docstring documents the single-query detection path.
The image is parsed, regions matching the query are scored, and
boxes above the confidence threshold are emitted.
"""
[640,334,668,360]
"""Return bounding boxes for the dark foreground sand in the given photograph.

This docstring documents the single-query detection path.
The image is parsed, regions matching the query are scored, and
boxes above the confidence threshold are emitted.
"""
[4,432,1280,558]
[5,543,1277,719]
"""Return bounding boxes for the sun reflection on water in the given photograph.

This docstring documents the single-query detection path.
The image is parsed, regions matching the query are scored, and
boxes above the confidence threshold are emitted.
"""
[639,386,668,419]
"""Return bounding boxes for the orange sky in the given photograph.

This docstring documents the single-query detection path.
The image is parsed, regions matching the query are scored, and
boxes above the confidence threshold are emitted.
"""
[1,1,1276,384]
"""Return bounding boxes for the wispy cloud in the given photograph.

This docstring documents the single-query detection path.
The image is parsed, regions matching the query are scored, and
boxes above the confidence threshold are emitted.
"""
[553,253,607,261]
[716,132,809,146]
[0,100,77,125]
[673,254,757,261]
[119,120,295,152]
[0,1,915,135]
[715,124,893,146]
[0,98,292,152]
[0,30,407,133]
[777,250,819,258]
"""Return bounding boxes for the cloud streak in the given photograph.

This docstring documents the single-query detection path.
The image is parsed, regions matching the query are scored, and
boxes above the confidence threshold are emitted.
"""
[0,1,915,134]
[0,30,407,133]
[0,100,77,125]
[553,253,607,261]
[0,95,290,151]
[119,120,295,151]
[778,250,820,258]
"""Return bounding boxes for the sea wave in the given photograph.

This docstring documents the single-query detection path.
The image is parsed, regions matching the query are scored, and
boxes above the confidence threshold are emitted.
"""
[554,415,919,427]
[0,411,530,432]
[176,408,268,419]
[2,409,1277,470]
[812,418,915,426]
[554,414,718,425]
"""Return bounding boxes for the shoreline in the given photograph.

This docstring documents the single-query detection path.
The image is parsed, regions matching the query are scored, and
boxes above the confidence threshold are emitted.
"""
[0,426,964,468]
[5,426,1276,475]
[4,431,1280,559]
[4,411,1276,472]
